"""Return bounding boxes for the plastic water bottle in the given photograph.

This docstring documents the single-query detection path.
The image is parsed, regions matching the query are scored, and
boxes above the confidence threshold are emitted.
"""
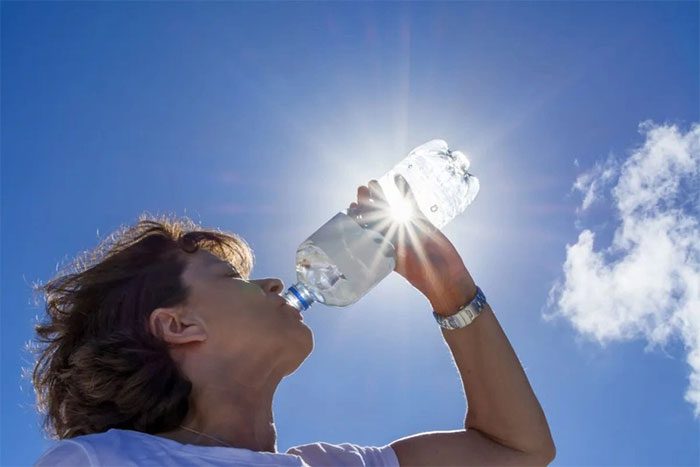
[282,139,480,312]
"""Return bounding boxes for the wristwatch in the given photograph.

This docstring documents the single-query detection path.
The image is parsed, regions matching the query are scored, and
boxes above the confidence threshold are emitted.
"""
[433,286,488,330]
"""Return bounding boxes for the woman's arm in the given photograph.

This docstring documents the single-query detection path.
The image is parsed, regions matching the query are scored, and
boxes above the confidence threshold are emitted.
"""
[358,176,555,465]
[357,177,555,464]
[434,271,555,456]
[390,269,555,466]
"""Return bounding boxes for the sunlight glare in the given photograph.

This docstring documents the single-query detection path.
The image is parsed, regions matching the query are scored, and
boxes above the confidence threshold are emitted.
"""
[389,197,414,224]
[378,178,416,225]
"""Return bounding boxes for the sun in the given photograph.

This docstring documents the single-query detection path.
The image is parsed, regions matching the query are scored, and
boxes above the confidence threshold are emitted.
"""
[389,197,414,224]
[377,178,416,225]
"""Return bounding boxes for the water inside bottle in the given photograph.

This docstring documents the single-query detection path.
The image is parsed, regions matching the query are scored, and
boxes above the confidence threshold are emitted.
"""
[286,139,479,311]
[295,212,396,306]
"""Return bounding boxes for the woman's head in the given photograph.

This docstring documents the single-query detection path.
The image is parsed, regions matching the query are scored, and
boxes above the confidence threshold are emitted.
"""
[32,214,312,439]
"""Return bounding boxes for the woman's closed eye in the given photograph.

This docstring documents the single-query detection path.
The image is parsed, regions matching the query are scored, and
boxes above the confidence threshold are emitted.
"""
[223,267,241,278]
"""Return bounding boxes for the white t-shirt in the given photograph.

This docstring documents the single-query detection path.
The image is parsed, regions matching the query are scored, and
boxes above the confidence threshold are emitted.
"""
[35,428,400,467]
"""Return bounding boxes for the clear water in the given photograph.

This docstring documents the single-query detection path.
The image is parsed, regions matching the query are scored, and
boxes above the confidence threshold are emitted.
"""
[293,212,396,307]
[283,139,479,311]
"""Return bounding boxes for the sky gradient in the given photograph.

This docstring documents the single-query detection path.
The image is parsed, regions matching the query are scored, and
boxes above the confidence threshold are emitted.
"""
[2,2,699,466]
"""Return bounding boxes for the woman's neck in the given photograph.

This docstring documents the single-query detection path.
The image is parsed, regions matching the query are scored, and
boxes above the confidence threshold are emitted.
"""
[157,379,279,452]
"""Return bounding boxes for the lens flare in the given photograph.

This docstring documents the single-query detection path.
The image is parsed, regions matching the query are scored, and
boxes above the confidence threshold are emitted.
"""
[389,197,414,224]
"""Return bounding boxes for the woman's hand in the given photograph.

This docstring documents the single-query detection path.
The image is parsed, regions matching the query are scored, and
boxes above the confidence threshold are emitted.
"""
[348,174,477,315]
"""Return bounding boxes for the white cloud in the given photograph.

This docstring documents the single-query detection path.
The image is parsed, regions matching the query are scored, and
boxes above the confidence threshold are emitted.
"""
[572,154,618,212]
[545,122,700,418]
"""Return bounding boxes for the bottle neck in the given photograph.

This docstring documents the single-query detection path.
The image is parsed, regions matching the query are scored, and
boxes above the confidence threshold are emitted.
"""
[282,282,316,311]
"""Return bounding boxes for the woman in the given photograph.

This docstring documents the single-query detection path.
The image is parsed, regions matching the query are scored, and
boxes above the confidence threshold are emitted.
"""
[34,177,555,466]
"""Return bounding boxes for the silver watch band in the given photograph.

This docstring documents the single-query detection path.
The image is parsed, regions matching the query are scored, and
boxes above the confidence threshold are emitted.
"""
[433,286,487,330]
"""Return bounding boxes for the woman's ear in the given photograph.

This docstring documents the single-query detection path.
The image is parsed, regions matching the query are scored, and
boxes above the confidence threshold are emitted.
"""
[149,307,207,344]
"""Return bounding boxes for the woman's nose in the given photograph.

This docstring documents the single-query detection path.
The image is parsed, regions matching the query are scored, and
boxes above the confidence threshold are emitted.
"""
[260,278,284,295]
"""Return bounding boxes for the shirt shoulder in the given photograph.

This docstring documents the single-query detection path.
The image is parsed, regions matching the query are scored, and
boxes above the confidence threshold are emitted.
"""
[37,430,308,467]
[35,439,95,467]
[287,442,399,466]
[35,429,171,466]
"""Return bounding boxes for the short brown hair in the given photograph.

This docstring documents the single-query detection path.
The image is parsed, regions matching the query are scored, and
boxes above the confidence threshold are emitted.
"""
[31,213,254,439]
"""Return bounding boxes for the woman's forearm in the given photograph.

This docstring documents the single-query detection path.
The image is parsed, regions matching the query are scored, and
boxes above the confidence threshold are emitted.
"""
[428,272,556,458]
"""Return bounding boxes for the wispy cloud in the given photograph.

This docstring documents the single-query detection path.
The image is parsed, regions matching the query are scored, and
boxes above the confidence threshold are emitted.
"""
[572,154,618,212]
[546,122,700,418]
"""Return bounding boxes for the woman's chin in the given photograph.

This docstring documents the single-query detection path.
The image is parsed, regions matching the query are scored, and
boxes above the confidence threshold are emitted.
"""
[284,330,314,376]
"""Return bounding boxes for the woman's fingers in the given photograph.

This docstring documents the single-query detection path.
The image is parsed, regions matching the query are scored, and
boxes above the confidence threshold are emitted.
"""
[357,185,371,206]
[367,180,387,204]
[350,177,438,240]
[394,175,421,217]
[394,174,439,233]
[351,181,391,233]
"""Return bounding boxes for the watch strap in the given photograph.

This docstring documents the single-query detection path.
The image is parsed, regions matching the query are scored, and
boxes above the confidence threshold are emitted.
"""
[432,286,487,330]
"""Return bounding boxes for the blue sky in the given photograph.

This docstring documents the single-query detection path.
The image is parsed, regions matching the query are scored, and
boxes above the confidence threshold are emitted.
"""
[2,2,698,466]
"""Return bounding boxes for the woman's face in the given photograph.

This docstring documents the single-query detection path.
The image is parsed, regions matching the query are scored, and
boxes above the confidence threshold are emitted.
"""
[179,249,313,377]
